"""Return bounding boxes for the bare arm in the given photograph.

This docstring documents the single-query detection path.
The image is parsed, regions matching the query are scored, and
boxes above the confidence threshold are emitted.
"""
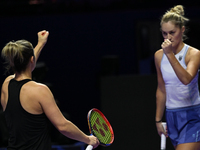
[162,40,200,85]
[154,50,167,136]
[1,75,15,111]
[34,30,49,62]
[35,84,99,148]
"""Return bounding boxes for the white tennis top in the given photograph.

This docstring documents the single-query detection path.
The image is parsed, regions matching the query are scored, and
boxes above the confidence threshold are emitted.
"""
[161,44,200,109]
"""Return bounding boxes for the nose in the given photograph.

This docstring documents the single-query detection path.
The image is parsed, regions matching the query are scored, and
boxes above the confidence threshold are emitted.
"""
[167,33,172,41]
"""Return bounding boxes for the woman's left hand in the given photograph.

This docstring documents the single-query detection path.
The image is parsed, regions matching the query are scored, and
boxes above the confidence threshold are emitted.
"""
[37,30,49,45]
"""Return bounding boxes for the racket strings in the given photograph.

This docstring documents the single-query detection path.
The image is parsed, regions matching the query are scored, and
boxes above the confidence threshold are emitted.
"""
[90,111,112,145]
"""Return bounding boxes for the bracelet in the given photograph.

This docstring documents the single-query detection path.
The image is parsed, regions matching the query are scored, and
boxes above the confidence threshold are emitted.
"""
[155,119,162,123]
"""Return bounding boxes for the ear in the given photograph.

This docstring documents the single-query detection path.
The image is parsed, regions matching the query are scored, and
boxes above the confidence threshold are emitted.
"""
[30,56,36,71]
[30,56,35,63]
[181,26,185,33]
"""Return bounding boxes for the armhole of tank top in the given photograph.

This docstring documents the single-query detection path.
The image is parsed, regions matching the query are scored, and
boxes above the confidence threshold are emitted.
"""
[183,44,189,67]
[160,50,165,66]
[4,79,33,113]
[4,79,15,112]
[20,80,45,116]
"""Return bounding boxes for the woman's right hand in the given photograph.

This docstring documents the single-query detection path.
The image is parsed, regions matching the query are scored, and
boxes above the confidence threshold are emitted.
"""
[87,135,99,149]
[156,122,168,137]
[161,39,173,55]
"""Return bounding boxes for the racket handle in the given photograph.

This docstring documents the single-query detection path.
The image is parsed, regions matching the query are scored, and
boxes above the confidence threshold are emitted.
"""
[85,145,93,150]
[161,122,166,150]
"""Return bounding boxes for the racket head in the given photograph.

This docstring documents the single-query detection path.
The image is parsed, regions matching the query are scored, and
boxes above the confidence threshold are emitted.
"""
[87,108,114,146]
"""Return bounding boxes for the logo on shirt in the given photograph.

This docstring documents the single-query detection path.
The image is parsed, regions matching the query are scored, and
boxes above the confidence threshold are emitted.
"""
[179,56,183,61]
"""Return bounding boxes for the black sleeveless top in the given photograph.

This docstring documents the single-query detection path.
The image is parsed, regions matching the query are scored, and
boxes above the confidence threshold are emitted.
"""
[4,79,51,150]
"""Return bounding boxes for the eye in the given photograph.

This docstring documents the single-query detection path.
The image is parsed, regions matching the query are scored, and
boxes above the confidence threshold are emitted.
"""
[162,31,167,36]
[169,31,175,35]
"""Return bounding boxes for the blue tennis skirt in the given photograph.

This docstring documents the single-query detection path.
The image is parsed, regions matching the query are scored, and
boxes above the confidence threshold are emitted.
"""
[166,104,200,146]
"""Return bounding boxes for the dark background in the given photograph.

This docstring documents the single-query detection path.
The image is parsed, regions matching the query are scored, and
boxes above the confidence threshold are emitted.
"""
[1,1,200,149]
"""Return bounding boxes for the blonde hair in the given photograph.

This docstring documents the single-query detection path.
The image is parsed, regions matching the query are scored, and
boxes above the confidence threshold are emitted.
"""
[1,40,34,74]
[161,5,189,40]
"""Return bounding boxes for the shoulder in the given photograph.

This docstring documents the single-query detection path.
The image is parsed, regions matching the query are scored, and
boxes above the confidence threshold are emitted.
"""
[25,82,56,113]
[1,75,15,110]
[27,81,49,89]
[1,75,15,91]
[25,81,54,102]
[186,45,200,61]
[154,49,164,64]
[185,45,200,67]
[21,81,54,109]
[155,49,163,56]
[3,75,15,84]
[25,81,52,96]
[187,46,200,56]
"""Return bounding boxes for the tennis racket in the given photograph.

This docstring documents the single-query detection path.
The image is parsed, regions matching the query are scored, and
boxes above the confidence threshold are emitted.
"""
[161,122,166,150]
[85,108,114,150]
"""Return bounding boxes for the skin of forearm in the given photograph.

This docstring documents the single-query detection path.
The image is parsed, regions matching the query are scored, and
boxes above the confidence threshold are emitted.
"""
[156,99,165,121]
[59,120,90,144]
[34,42,45,62]
[155,89,166,121]
[166,53,192,85]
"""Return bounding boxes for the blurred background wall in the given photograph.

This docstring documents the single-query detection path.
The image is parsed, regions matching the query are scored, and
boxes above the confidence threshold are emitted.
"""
[0,1,200,149]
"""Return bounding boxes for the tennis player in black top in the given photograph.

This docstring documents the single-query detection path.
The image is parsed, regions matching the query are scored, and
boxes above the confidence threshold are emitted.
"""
[1,30,99,150]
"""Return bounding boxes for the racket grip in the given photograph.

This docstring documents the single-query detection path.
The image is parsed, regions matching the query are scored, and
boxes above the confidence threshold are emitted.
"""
[161,122,166,150]
[85,145,93,150]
